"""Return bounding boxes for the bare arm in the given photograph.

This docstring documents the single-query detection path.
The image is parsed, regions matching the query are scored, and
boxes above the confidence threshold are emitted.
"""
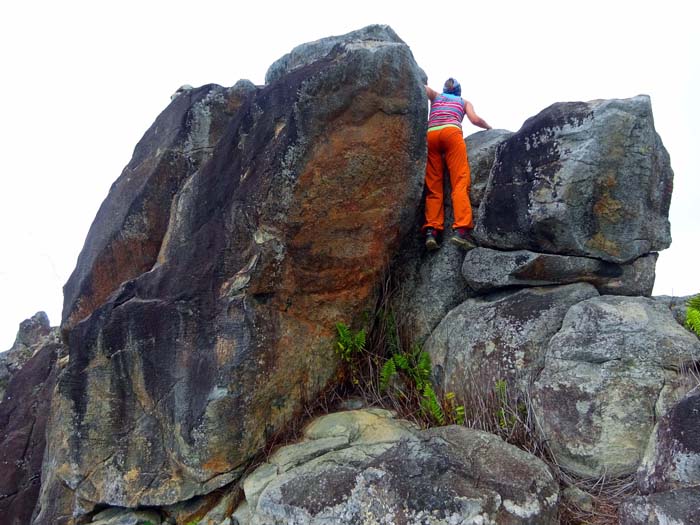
[425,85,439,101]
[464,100,492,130]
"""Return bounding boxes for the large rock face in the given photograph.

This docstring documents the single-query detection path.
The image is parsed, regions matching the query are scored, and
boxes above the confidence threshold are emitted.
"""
[236,409,559,525]
[0,316,64,525]
[533,296,700,478]
[37,25,427,522]
[473,96,672,263]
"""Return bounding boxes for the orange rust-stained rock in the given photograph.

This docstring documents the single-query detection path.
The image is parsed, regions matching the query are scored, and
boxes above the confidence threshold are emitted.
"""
[37,26,426,523]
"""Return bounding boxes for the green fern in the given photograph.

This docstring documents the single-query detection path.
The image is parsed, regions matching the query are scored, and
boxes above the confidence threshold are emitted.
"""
[335,322,366,362]
[392,353,410,371]
[380,357,398,391]
[414,349,432,390]
[686,295,700,337]
[420,383,445,425]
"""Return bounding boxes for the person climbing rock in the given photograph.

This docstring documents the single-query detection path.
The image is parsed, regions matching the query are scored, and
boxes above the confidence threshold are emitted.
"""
[423,78,492,251]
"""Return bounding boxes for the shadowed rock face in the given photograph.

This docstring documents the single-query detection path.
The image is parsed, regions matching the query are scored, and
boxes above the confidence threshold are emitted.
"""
[37,26,426,521]
[62,82,254,334]
[474,96,673,263]
[0,317,64,525]
[637,388,700,494]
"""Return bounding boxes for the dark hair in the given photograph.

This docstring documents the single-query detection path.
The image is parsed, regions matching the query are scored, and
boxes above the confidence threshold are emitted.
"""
[443,78,461,97]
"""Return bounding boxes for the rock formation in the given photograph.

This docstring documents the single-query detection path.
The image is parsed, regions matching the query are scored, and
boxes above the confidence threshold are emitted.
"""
[0,24,694,525]
[34,25,427,523]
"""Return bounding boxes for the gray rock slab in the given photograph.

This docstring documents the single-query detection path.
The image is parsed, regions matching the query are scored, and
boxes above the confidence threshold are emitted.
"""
[533,296,700,478]
[463,248,657,296]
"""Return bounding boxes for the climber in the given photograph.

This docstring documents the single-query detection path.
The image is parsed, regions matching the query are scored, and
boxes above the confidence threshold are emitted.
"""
[423,78,492,251]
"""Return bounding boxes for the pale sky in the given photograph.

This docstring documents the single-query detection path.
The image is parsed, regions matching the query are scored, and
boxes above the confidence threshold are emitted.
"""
[1,0,698,348]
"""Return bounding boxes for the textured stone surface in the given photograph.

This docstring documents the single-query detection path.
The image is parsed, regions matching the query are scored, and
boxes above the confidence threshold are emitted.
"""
[236,409,559,524]
[466,129,514,208]
[61,81,255,334]
[89,508,162,525]
[637,387,700,494]
[0,311,53,399]
[425,284,598,393]
[394,129,511,343]
[462,248,658,296]
[473,96,673,263]
[0,318,64,525]
[654,294,693,327]
[533,296,700,478]
[265,25,422,84]
[619,486,700,525]
[37,26,427,522]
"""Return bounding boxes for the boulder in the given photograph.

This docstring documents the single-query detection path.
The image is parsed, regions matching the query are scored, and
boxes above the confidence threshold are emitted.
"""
[425,283,599,394]
[619,486,700,525]
[0,317,65,525]
[61,81,255,334]
[37,25,427,521]
[473,96,673,264]
[637,387,700,494]
[237,409,559,524]
[462,248,657,296]
[533,296,700,478]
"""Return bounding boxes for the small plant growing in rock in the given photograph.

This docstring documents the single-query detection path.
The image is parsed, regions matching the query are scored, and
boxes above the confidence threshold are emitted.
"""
[685,294,700,337]
[444,391,466,425]
[335,322,366,362]
[379,338,447,424]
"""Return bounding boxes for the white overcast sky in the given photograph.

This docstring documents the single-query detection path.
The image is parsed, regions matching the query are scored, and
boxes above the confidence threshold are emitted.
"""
[1,0,698,348]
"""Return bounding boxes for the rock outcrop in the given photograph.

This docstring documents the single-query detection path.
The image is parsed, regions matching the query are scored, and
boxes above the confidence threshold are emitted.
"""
[1,24,685,525]
[35,25,427,523]
[235,409,559,525]
[0,314,65,525]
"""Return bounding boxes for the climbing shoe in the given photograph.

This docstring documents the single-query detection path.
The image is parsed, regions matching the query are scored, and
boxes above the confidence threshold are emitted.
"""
[450,227,476,250]
[425,228,439,251]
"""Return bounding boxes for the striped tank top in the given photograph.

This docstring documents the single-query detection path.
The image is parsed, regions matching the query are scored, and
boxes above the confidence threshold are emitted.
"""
[427,93,466,130]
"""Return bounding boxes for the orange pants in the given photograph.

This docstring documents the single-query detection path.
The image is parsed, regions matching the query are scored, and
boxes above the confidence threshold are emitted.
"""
[423,126,473,232]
